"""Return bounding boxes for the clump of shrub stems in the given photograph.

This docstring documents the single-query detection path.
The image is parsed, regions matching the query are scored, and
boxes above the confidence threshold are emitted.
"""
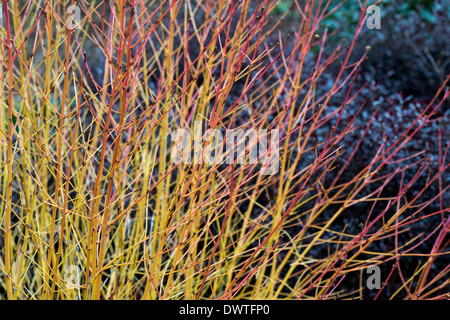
[0,0,448,299]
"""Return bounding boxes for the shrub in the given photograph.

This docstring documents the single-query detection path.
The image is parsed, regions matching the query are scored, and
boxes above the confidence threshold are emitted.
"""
[0,0,448,300]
